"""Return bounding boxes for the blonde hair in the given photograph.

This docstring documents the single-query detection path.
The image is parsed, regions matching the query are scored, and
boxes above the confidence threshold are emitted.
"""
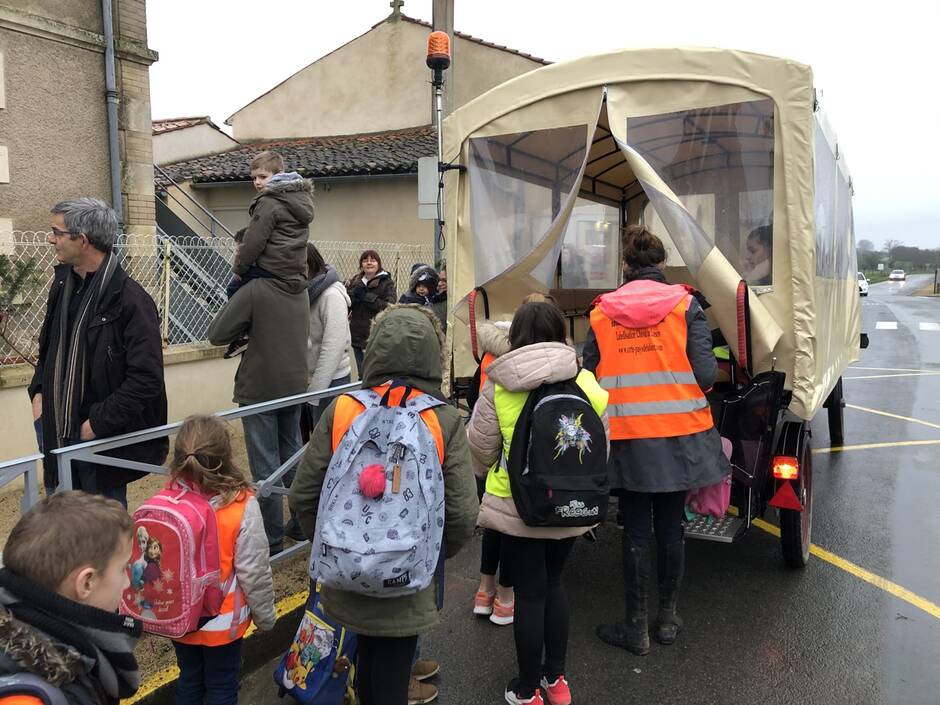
[4,491,132,591]
[170,416,251,506]
[249,150,284,174]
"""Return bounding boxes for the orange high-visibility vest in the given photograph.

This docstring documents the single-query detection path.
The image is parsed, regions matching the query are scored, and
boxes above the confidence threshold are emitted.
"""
[175,492,251,647]
[331,384,445,463]
[589,296,713,441]
[478,352,497,393]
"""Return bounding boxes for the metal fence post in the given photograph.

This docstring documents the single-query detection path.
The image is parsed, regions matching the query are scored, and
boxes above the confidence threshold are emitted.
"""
[162,238,172,344]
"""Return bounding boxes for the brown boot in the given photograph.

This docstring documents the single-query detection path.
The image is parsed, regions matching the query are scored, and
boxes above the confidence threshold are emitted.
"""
[408,677,439,705]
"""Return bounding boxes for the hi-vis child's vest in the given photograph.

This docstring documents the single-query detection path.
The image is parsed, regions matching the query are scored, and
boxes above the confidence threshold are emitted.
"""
[175,494,251,647]
[485,369,608,499]
[589,295,713,441]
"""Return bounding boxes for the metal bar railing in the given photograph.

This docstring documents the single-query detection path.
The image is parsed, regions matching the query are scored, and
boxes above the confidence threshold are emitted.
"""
[155,163,237,239]
[50,382,362,563]
[0,453,43,515]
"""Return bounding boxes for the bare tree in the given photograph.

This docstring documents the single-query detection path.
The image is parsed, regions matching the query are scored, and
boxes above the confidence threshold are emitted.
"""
[883,239,903,267]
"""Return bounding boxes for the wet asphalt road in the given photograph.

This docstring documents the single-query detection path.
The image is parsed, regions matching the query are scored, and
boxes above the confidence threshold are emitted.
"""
[240,275,940,705]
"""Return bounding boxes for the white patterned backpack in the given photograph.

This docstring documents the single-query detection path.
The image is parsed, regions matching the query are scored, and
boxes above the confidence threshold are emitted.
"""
[310,383,446,597]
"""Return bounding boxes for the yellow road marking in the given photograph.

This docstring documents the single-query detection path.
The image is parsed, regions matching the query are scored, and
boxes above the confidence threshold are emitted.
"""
[844,372,940,381]
[752,519,940,620]
[813,439,940,454]
[846,404,940,432]
[123,588,311,704]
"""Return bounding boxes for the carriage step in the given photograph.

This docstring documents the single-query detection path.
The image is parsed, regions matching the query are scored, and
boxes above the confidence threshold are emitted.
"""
[684,514,746,543]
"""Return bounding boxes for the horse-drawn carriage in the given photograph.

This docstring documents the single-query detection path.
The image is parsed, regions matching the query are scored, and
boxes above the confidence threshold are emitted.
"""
[441,48,862,567]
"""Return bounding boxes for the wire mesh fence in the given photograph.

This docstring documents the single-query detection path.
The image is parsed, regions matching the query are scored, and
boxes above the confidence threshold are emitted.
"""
[0,232,434,366]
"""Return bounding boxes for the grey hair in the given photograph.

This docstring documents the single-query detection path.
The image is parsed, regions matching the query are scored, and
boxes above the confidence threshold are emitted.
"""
[50,198,118,253]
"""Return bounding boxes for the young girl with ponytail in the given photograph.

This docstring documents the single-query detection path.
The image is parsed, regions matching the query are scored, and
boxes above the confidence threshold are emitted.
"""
[169,415,276,705]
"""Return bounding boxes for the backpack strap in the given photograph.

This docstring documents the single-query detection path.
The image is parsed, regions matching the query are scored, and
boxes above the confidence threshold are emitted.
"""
[330,385,446,463]
[0,675,70,705]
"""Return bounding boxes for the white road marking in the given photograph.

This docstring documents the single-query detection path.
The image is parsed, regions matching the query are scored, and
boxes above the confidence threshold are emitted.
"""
[876,321,898,330]
[919,322,940,331]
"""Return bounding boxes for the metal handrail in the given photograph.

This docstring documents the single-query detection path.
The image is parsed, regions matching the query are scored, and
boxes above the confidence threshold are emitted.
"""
[0,453,43,514]
[155,163,237,239]
[49,381,362,565]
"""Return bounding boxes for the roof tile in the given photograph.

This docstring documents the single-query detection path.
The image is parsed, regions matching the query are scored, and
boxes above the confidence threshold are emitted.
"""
[158,125,437,185]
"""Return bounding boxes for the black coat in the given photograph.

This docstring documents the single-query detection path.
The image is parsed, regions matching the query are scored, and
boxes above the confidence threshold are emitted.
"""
[29,263,168,490]
[346,272,396,349]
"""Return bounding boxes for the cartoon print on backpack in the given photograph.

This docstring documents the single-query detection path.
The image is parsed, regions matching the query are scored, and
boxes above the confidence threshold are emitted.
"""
[554,413,593,461]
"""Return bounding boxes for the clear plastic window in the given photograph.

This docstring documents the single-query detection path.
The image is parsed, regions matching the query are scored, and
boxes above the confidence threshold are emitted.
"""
[468,125,588,287]
[627,99,775,285]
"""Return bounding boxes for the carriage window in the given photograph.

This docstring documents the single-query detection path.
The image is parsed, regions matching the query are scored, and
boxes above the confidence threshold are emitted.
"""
[468,125,588,288]
[627,99,775,286]
[560,199,620,289]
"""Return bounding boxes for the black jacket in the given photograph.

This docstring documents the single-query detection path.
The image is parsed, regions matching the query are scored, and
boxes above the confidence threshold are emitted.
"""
[345,272,396,349]
[29,263,168,490]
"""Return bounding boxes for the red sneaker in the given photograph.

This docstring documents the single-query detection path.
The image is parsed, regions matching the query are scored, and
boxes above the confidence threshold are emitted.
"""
[490,597,514,626]
[540,675,571,705]
[473,590,495,616]
[504,683,544,705]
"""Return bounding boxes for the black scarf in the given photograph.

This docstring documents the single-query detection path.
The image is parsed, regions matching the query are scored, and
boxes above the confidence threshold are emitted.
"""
[51,253,119,447]
[0,568,141,704]
[623,265,667,284]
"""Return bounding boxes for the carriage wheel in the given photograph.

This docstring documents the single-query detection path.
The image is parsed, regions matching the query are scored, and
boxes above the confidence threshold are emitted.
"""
[827,377,845,447]
[780,432,813,569]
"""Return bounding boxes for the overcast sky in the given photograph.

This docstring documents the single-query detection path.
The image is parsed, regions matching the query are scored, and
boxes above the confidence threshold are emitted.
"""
[148,0,938,250]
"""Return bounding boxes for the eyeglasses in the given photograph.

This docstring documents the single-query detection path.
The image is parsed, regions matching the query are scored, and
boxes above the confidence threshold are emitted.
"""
[51,227,79,238]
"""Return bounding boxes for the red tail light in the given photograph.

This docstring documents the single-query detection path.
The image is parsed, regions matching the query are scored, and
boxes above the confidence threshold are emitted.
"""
[772,455,799,480]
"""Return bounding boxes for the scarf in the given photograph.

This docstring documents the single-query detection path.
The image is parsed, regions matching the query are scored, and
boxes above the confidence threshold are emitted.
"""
[307,265,340,305]
[0,569,141,704]
[51,253,119,448]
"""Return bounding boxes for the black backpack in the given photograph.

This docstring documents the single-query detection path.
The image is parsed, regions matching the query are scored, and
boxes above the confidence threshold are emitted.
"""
[505,377,609,527]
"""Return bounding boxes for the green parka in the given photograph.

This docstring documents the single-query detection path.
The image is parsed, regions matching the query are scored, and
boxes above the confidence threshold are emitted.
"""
[289,305,478,637]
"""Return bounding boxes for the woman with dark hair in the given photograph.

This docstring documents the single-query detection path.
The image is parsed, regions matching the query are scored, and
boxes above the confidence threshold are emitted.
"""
[743,224,773,286]
[468,302,609,705]
[345,250,396,375]
[304,243,352,435]
[584,224,727,656]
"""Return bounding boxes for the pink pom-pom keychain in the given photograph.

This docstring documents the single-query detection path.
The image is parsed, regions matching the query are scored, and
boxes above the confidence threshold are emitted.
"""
[359,464,386,499]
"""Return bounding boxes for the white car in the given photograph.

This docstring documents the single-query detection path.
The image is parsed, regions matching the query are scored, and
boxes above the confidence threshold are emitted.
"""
[889,269,907,281]
[857,272,869,296]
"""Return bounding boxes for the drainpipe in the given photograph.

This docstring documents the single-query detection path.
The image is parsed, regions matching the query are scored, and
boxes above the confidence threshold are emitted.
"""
[101,0,124,229]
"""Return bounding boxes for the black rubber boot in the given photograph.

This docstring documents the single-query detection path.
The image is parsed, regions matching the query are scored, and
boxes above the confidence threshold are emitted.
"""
[654,540,685,645]
[597,537,650,655]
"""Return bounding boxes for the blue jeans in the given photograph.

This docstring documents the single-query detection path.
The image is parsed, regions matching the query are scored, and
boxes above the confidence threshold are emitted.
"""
[173,638,243,705]
[241,405,302,549]
[310,373,351,430]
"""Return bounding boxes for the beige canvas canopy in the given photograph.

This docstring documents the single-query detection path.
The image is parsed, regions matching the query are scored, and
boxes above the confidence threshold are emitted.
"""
[443,47,859,421]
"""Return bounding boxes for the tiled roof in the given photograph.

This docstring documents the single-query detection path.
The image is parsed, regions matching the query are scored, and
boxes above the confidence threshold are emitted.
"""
[152,116,216,135]
[158,125,437,185]
[397,15,550,66]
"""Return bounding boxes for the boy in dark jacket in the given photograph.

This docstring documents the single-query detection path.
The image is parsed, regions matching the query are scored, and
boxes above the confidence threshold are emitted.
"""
[0,491,142,705]
[224,150,315,358]
[398,264,439,306]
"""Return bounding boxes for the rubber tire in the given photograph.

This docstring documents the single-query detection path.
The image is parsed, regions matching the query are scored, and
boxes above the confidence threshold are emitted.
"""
[780,433,813,569]
[827,378,845,447]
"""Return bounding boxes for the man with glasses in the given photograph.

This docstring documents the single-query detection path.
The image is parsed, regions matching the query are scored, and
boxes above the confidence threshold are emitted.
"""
[28,198,168,506]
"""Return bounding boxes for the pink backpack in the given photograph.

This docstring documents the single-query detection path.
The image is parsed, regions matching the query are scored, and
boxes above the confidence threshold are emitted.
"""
[121,481,230,638]
[685,438,733,518]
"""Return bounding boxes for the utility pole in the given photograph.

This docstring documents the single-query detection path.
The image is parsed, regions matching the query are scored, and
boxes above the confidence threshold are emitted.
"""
[429,0,454,269]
